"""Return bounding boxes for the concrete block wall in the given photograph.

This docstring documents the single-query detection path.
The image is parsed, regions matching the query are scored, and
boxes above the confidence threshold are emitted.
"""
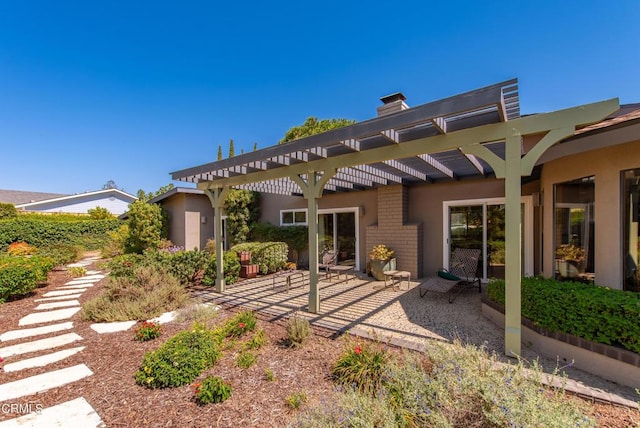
[366,185,423,278]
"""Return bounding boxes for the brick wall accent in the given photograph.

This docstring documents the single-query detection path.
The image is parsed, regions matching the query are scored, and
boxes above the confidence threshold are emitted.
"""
[366,185,423,277]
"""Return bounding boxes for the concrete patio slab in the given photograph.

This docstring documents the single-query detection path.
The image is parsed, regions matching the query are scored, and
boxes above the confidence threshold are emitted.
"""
[90,320,137,333]
[34,294,83,302]
[0,397,104,427]
[0,322,73,342]
[3,346,85,372]
[19,308,81,326]
[0,364,93,402]
[0,332,82,358]
[42,289,87,297]
[35,300,80,310]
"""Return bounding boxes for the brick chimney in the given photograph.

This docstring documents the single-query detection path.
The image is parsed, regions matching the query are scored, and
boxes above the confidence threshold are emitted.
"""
[377,92,408,117]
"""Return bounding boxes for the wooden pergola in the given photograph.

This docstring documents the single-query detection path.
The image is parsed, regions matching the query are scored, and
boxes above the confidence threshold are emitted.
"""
[172,79,618,357]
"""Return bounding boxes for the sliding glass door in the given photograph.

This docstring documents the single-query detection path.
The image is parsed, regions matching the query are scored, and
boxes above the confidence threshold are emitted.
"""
[445,197,532,280]
[318,208,359,270]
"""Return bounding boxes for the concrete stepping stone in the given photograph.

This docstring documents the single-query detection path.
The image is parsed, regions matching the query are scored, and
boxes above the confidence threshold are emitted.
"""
[3,346,85,372]
[35,300,80,310]
[64,279,101,286]
[0,322,73,342]
[0,332,82,358]
[0,364,93,402]
[34,294,83,302]
[85,270,101,275]
[148,310,178,324]
[90,320,137,333]
[19,308,81,326]
[77,274,105,280]
[58,283,96,289]
[42,289,87,298]
[0,396,104,427]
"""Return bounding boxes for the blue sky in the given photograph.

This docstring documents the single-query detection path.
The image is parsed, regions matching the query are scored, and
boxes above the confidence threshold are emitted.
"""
[1,1,639,196]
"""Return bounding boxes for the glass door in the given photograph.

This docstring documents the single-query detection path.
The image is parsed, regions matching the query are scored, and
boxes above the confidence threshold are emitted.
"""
[446,198,532,281]
[317,209,359,270]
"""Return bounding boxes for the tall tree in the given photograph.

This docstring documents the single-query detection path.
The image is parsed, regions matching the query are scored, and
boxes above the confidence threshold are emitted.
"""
[228,138,235,158]
[279,117,355,144]
[102,180,119,190]
[135,184,175,203]
[253,142,258,151]
[217,145,223,160]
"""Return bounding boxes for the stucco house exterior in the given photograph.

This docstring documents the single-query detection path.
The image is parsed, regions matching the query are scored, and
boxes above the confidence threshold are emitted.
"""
[164,79,640,358]
[9,188,136,215]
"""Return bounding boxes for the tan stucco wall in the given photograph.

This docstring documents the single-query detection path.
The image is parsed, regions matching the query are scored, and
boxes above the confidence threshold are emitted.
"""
[541,139,640,289]
[408,179,507,277]
[159,193,215,250]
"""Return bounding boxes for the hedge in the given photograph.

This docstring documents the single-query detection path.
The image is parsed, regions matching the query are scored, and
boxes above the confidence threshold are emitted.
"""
[202,250,241,286]
[230,242,288,274]
[0,218,120,251]
[486,277,640,353]
[0,256,55,302]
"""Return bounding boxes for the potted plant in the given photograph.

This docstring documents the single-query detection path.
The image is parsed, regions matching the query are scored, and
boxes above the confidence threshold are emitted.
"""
[368,244,396,280]
[555,244,586,278]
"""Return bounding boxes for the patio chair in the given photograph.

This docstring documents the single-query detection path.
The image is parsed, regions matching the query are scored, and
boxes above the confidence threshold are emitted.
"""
[418,248,481,303]
[318,249,337,278]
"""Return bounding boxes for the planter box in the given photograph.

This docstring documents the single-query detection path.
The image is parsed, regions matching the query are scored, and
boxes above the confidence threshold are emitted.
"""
[481,298,640,389]
[240,264,259,279]
[238,251,252,265]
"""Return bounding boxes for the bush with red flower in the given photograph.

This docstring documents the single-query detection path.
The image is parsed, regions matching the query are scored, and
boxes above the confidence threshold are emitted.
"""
[193,376,232,405]
[331,339,388,394]
[134,321,162,341]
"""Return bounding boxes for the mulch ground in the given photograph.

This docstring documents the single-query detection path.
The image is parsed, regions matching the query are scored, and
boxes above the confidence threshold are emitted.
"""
[0,263,638,427]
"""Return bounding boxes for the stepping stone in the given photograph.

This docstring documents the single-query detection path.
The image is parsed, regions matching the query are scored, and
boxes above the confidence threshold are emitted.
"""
[35,300,80,310]
[90,320,137,333]
[85,270,101,275]
[0,332,83,358]
[77,275,105,280]
[3,346,85,372]
[0,364,93,402]
[0,322,73,342]
[42,289,87,297]
[19,308,81,326]
[148,311,177,324]
[64,279,101,286]
[34,294,83,302]
[0,396,104,427]
[58,283,95,289]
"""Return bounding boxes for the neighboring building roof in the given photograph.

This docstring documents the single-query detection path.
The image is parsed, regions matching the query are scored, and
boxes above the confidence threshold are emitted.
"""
[573,103,640,137]
[148,187,204,204]
[0,189,69,205]
[14,188,137,215]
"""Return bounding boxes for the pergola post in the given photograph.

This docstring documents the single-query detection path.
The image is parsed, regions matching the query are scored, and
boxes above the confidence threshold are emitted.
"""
[291,169,336,313]
[204,187,229,293]
[504,134,523,357]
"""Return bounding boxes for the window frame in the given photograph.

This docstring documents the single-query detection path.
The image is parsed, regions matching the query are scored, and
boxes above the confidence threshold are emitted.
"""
[280,209,308,226]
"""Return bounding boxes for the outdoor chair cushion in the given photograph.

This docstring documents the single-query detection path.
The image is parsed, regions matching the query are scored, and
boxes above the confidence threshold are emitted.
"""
[437,269,461,281]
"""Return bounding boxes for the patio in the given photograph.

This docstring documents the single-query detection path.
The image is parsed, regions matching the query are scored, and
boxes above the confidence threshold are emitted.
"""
[190,272,638,405]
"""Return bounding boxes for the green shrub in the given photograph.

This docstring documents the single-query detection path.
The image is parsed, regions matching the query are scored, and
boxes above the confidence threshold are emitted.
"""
[0,203,17,219]
[125,200,167,253]
[487,277,640,353]
[224,189,260,247]
[202,250,241,286]
[224,310,257,337]
[230,241,288,274]
[242,328,267,350]
[67,266,86,278]
[6,242,37,256]
[135,323,221,388]
[81,265,190,322]
[162,249,209,286]
[38,244,81,266]
[285,392,307,410]
[0,258,40,302]
[0,217,119,251]
[104,253,147,278]
[236,350,257,368]
[193,376,232,405]
[332,340,388,395]
[101,224,129,258]
[87,206,114,220]
[286,314,310,347]
[134,321,162,341]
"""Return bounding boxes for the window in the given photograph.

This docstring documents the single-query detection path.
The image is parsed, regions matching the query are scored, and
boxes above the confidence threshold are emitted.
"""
[554,176,595,282]
[280,209,307,226]
[622,168,640,292]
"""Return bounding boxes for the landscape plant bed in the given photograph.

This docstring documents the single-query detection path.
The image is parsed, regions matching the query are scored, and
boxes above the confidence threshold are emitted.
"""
[0,268,637,427]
